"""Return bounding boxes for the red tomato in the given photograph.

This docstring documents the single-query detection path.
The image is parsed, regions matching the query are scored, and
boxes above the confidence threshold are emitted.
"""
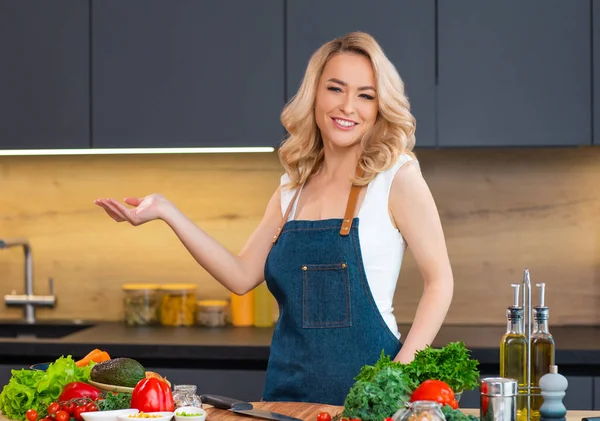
[47,402,61,416]
[85,402,98,412]
[316,412,331,421]
[55,410,70,421]
[73,405,87,421]
[41,417,53,421]
[449,399,459,410]
[25,409,38,421]
[349,419,361,421]
[62,402,76,416]
[384,418,394,421]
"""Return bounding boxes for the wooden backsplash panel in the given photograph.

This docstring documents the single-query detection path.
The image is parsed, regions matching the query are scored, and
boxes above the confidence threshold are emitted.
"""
[0,148,598,325]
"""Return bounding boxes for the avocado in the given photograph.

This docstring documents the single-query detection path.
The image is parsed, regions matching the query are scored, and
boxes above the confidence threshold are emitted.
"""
[90,357,146,388]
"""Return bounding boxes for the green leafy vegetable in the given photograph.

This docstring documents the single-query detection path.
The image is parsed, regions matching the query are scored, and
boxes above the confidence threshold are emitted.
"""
[342,364,412,421]
[441,404,479,421]
[403,342,480,392]
[341,343,480,421]
[97,392,132,411]
[0,356,94,421]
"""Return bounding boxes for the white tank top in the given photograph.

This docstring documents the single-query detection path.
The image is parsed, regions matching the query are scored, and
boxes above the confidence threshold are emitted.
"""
[279,153,418,339]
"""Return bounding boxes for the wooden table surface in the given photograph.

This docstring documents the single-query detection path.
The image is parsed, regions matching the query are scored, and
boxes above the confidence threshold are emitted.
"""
[1,404,599,421]
[203,402,600,421]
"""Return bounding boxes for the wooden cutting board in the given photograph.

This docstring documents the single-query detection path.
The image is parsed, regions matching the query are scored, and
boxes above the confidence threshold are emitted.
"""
[203,404,597,421]
[204,402,343,420]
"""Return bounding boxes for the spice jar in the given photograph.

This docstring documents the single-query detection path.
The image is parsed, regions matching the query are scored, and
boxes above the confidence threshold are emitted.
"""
[122,284,161,326]
[197,300,228,327]
[160,284,197,326]
[172,384,203,409]
[392,401,446,421]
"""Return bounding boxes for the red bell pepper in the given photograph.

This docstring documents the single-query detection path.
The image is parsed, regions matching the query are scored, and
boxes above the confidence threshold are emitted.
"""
[410,379,459,409]
[130,377,174,412]
[58,382,101,402]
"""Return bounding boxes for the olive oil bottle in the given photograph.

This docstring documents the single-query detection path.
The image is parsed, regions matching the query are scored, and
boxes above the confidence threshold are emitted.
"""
[530,283,555,421]
[500,284,528,421]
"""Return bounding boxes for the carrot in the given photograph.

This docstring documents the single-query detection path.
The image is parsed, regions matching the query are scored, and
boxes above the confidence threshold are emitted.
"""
[75,348,111,367]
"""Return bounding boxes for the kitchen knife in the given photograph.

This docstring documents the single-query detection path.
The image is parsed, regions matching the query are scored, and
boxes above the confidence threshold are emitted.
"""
[200,394,303,421]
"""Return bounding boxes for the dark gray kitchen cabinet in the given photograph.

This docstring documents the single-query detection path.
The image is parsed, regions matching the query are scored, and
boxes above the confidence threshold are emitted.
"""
[593,0,600,146]
[0,1,90,149]
[594,377,600,409]
[437,1,591,147]
[91,1,284,149]
[286,0,436,148]
[147,367,266,402]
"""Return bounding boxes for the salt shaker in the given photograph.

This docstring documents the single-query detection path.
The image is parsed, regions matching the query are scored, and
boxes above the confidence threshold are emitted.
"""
[539,365,568,421]
[480,377,518,421]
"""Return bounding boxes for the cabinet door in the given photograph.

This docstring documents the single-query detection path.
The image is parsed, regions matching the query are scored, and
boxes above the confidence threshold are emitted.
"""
[593,0,600,146]
[438,1,591,147]
[0,1,90,149]
[286,0,436,147]
[92,1,284,149]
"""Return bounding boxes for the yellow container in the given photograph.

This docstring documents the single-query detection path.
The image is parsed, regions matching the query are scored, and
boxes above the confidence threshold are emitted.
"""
[122,283,161,326]
[197,299,229,327]
[159,284,197,326]
[230,291,254,327]
[253,282,274,328]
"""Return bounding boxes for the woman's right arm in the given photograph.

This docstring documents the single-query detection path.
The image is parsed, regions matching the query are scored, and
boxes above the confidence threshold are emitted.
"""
[95,187,284,295]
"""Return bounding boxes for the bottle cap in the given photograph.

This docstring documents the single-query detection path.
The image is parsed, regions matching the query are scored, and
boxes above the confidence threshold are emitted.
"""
[533,306,549,320]
[481,377,518,396]
[507,306,523,319]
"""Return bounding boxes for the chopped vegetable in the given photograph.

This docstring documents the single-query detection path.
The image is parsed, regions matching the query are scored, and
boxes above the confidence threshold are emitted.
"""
[441,404,479,421]
[75,349,111,368]
[0,356,94,421]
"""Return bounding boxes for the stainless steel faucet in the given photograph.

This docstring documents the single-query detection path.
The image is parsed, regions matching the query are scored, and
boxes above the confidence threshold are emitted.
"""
[2,238,56,324]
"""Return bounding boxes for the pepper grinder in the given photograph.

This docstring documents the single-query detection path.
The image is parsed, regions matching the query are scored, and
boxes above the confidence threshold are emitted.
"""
[539,365,568,421]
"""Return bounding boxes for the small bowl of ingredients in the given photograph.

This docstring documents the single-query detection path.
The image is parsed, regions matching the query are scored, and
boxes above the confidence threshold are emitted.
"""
[175,407,206,421]
[118,411,174,421]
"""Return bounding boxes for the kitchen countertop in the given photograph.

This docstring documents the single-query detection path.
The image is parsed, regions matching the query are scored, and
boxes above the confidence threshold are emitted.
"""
[0,322,599,374]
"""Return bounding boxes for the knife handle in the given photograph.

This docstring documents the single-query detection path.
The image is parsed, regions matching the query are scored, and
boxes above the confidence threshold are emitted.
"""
[199,394,245,409]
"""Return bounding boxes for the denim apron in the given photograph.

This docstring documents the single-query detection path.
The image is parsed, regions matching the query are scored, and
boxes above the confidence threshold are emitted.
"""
[262,169,402,405]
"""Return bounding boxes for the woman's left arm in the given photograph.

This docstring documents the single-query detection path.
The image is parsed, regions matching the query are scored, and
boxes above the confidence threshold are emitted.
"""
[388,160,454,364]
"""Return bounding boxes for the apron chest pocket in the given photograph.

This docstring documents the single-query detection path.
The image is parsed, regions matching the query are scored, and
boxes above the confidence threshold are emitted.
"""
[301,262,351,328]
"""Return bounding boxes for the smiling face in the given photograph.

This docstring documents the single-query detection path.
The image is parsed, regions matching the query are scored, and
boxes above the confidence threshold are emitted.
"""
[314,52,379,151]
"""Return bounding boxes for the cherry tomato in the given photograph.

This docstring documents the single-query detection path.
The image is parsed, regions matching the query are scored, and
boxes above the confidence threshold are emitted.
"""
[73,405,87,421]
[349,419,361,421]
[316,412,331,421]
[384,419,394,421]
[62,401,76,415]
[85,402,98,412]
[25,409,38,421]
[47,402,61,417]
[41,416,53,421]
[55,410,70,421]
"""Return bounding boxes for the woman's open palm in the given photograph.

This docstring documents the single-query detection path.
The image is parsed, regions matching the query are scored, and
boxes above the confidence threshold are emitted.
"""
[94,194,167,226]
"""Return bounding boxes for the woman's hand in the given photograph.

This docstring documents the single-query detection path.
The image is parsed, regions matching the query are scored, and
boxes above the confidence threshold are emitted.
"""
[94,194,171,226]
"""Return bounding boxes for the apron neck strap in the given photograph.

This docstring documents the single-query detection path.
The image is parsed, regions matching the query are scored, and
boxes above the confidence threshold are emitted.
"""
[272,164,366,244]
[339,165,365,236]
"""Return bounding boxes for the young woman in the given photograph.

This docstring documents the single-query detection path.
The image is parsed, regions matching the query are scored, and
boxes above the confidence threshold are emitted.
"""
[95,32,454,406]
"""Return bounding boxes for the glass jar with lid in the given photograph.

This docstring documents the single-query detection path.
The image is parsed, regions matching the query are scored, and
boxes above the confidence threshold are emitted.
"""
[197,300,229,327]
[160,284,197,326]
[122,284,161,326]
[392,401,446,421]
[172,384,203,409]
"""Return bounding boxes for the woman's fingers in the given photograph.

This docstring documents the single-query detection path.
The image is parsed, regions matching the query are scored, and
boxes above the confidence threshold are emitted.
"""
[94,199,126,222]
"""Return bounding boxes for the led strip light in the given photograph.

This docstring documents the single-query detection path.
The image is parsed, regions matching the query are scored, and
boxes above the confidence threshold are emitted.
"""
[0,147,275,156]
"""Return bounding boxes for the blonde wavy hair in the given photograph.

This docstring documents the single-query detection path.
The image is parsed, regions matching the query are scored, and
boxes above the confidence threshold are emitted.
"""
[278,31,417,188]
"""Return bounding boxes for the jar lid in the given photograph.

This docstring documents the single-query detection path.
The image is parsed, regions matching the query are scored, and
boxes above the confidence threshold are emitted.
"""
[481,377,518,396]
[160,283,198,292]
[197,300,228,308]
[122,283,161,291]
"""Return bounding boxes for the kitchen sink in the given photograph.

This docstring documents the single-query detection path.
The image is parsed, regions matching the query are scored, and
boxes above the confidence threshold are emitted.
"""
[0,320,95,339]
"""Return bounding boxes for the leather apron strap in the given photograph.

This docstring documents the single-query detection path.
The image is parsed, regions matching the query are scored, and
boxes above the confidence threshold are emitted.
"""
[272,165,365,244]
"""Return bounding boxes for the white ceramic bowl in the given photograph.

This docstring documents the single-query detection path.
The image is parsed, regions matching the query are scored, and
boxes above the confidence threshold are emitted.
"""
[174,406,207,421]
[117,411,175,421]
[81,409,139,421]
